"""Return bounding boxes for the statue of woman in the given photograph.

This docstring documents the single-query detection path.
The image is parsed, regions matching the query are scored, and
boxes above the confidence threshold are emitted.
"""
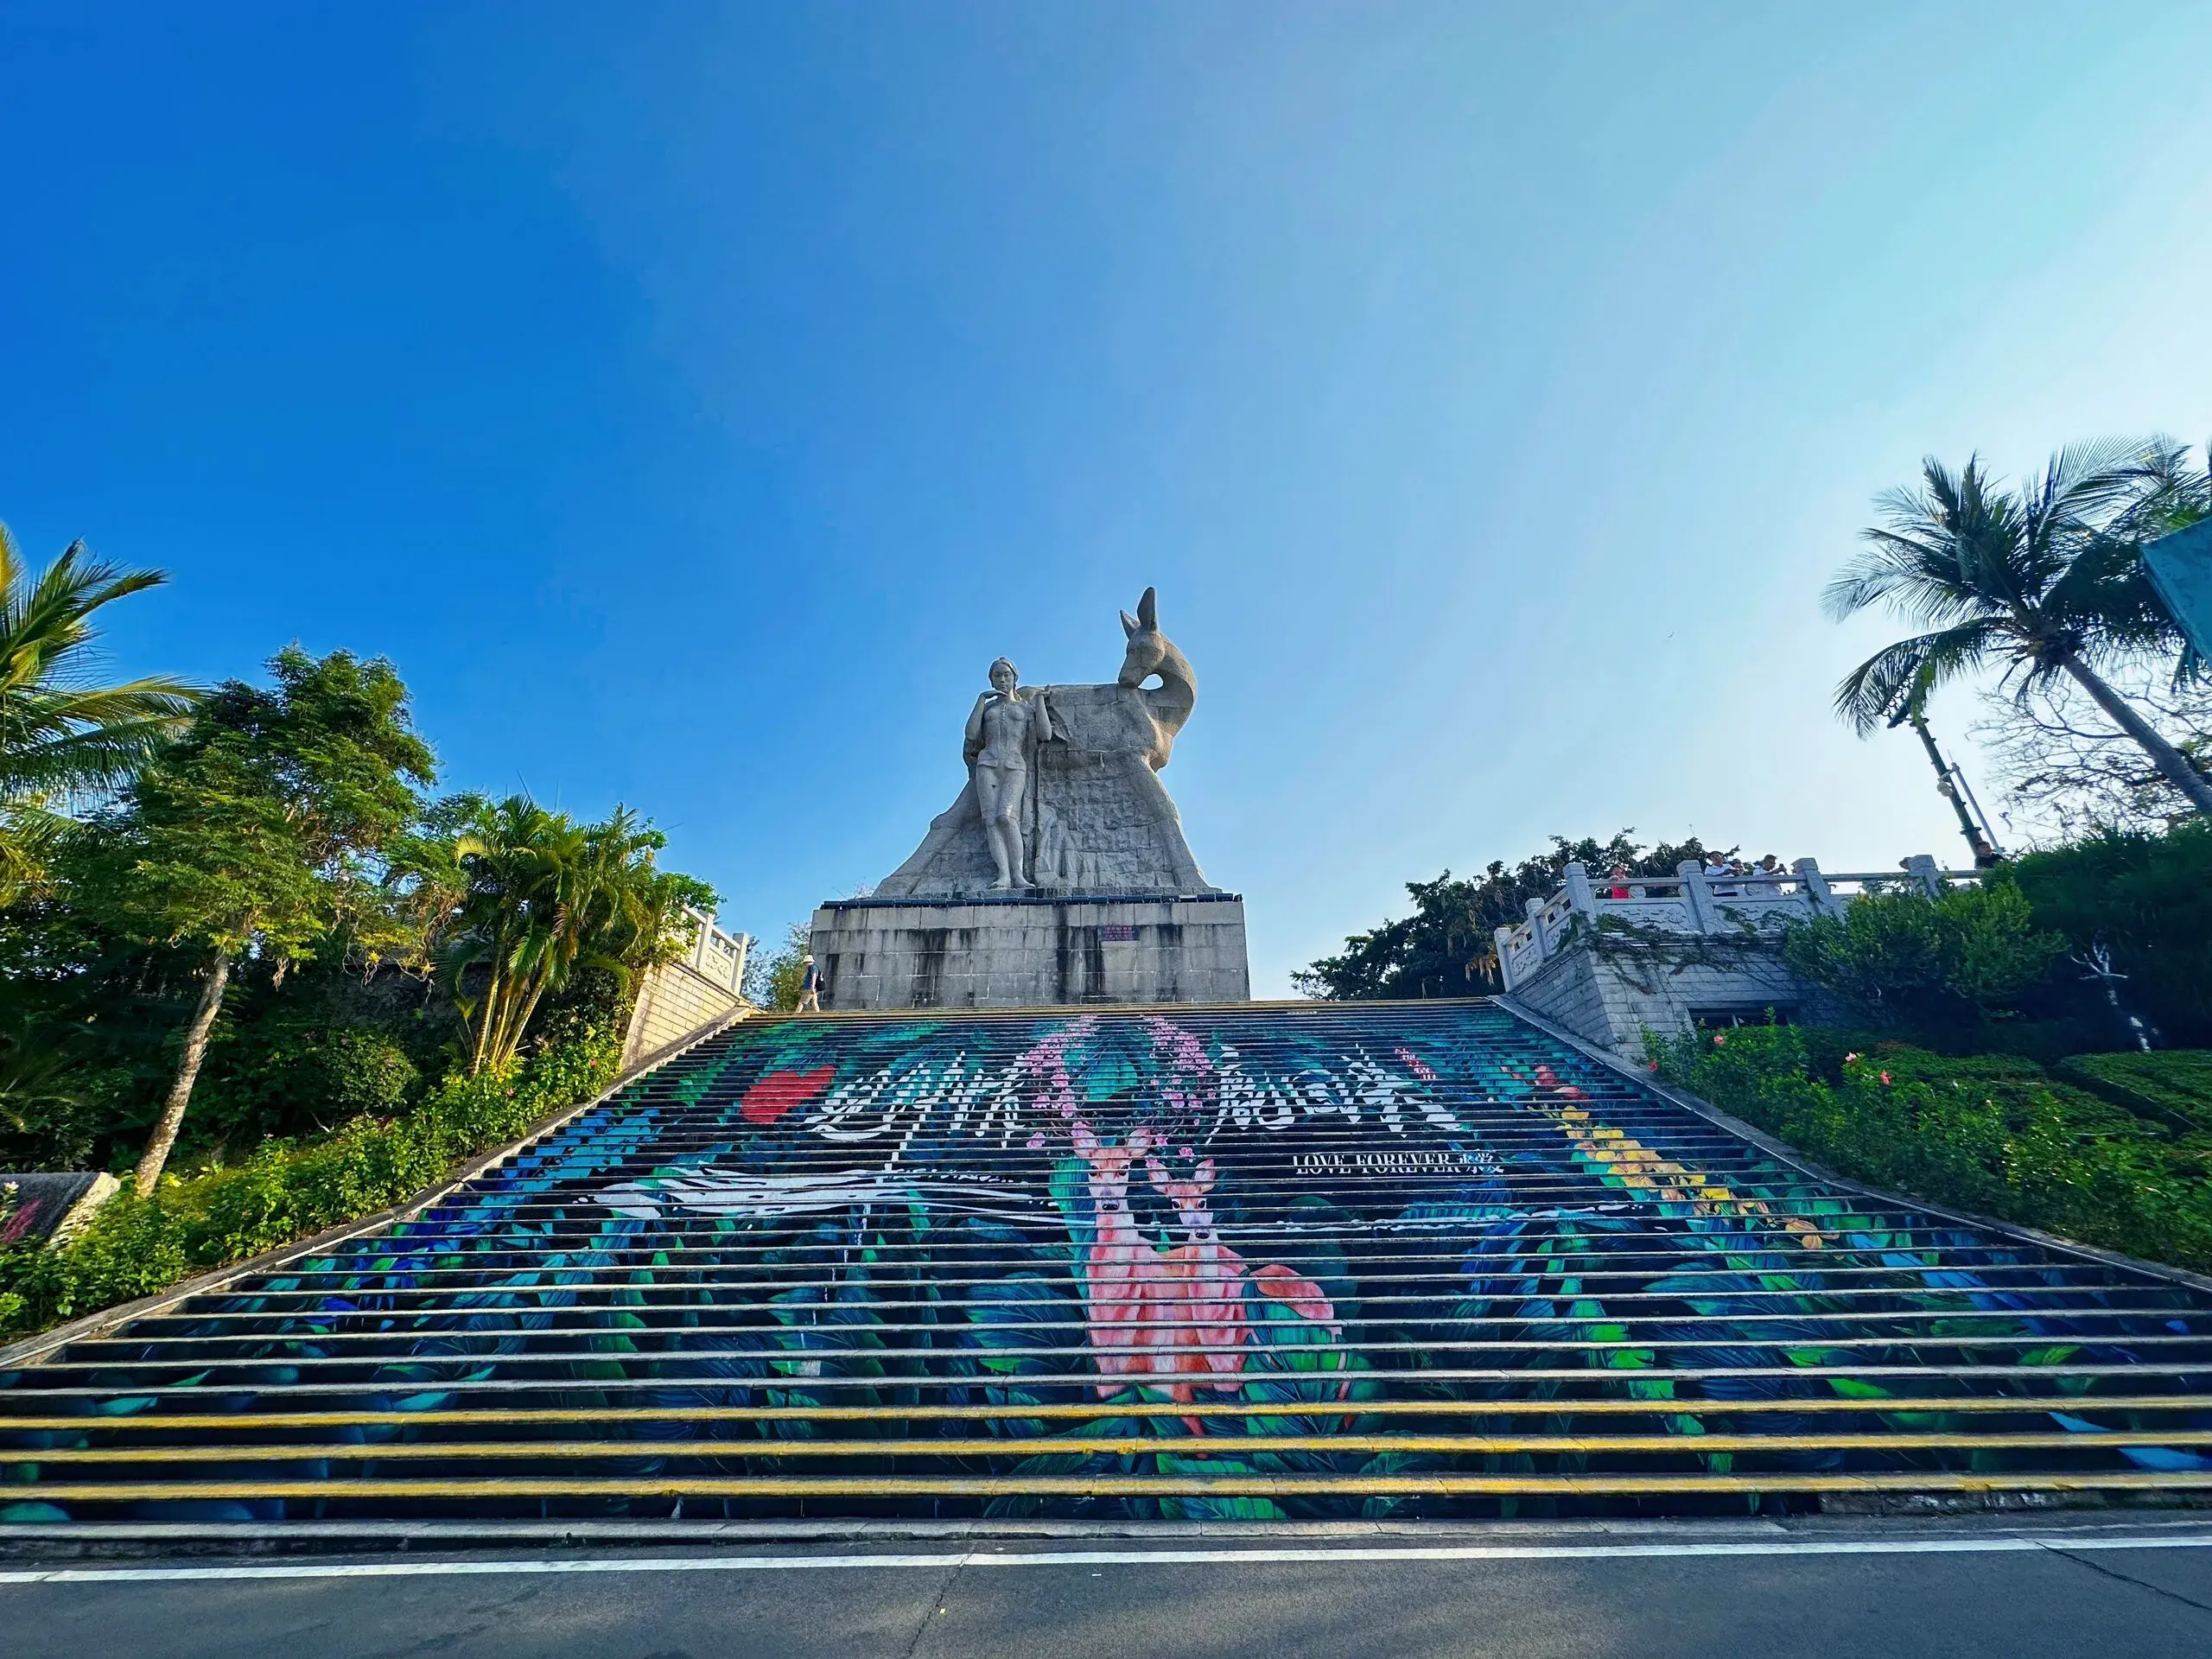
[964,658,1052,890]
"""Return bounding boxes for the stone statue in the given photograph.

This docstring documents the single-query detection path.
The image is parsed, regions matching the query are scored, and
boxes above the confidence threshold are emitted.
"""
[876,588,1220,899]
[964,658,1052,890]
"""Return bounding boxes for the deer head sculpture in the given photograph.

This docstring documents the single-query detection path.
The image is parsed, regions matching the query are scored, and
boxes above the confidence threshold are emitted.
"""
[1115,587,1196,770]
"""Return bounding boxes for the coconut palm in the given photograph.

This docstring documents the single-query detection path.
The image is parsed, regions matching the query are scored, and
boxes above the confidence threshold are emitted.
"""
[0,527,199,898]
[2121,436,2212,538]
[1828,446,2212,816]
[2115,436,2212,684]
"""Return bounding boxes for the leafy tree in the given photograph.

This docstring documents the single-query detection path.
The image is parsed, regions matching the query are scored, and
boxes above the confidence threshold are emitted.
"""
[0,1015,98,1168]
[1827,445,2212,815]
[437,795,715,1073]
[94,648,435,1192]
[181,952,442,1152]
[1295,831,1719,1000]
[2007,818,2212,1046]
[0,527,197,902]
[378,791,484,975]
[748,920,814,1011]
[1780,881,2066,1030]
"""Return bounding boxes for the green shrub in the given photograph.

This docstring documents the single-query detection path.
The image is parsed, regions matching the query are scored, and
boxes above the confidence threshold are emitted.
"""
[1651,1025,2212,1272]
[2011,820,2212,1046]
[191,1024,423,1155]
[0,1017,105,1170]
[0,1023,622,1339]
[1780,881,2067,1030]
[2056,1051,2212,1133]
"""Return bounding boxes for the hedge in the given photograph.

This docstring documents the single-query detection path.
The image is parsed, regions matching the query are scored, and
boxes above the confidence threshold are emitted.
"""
[0,1025,623,1341]
[2056,1051,2212,1135]
[1649,1026,2212,1274]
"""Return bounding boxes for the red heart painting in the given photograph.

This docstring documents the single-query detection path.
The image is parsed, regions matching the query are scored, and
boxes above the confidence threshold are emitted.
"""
[739,1065,836,1125]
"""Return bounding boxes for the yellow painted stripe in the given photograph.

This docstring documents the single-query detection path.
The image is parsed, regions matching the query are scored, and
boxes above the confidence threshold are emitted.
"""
[10,1395,2211,1433]
[16,1471,2212,1502]
[20,1431,2212,1463]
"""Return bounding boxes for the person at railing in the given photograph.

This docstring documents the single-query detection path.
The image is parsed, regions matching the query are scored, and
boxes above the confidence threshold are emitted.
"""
[1605,862,1634,899]
[1755,853,1789,888]
[1702,851,1740,898]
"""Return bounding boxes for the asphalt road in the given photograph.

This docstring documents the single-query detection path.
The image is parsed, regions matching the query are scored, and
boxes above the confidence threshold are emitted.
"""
[6,1523,2212,1658]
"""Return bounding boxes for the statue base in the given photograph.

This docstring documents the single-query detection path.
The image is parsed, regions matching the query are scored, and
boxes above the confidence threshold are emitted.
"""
[809,893,1249,1009]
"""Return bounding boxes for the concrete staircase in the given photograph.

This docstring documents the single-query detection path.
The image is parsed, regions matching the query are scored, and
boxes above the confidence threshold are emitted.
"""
[5,1001,2210,1527]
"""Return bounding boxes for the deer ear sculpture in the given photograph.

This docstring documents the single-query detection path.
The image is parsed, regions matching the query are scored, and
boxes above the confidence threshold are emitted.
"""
[1136,587,1157,631]
[1120,609,1139,638]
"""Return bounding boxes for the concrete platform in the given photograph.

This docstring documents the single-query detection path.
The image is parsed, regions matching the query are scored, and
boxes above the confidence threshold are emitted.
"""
[809,893,1249,1008]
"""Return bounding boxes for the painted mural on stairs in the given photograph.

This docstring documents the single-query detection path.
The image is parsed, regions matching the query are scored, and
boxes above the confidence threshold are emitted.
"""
[5,1005,2211,1523]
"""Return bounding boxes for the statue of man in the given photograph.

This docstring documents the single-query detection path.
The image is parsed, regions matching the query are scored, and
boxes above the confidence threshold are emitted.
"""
[964,657,1052,890]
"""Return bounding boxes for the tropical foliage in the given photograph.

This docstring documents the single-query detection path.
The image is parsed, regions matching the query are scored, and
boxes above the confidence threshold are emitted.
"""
[2057,1050,2212,1133]
[0,527,196,903]
[435,795,714,1074]
[1780,880,2067,1028]
[0,625,717,1212]
[2120,436,2211,677]
[2007,817,2212,1046]
[0,1022,621,1337]
[84,647,437,1192]
[1295,831,1721,999]
[1650,1024,2212,1272]
[1827,442,2212,815]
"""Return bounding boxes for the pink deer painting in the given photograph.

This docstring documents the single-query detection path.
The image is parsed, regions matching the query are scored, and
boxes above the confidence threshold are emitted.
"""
[1068,1122,1167,1390]
[1144,1151,1254,1396]
[1067,1120,1340,1423]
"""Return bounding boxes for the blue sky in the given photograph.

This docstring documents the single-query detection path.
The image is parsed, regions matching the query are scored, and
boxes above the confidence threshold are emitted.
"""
[4,3,2210,993]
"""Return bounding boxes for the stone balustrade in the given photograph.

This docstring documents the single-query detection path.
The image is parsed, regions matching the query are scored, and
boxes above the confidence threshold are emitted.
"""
[620,909,753,1068]
[1492,855,1980,993]
[682,907,751,995]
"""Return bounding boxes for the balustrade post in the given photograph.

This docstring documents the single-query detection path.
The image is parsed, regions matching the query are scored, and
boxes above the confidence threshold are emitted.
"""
[1793,857,1841,918]
[1493,925,1520,992]
[1677,861,1719,933]
[1905,854,1945,899]
[1524,897,1549,963]
[1562,861,1598,925]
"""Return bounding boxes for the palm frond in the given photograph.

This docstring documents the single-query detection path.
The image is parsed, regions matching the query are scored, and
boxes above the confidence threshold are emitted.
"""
[1832,621,1999,735]
[0,532,198,803]
[1826,456,2034,626]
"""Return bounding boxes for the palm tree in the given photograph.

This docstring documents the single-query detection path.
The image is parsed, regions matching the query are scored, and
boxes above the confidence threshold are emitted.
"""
[443,796,587,1074]
[2121,436,2211,538]
[2116,436,2211,684]
[0,527,199,898]
[439,796,711,1073]
[1827,446,2212,817]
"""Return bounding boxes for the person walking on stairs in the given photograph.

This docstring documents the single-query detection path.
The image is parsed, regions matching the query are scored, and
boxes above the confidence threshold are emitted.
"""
[796,954,824,1013]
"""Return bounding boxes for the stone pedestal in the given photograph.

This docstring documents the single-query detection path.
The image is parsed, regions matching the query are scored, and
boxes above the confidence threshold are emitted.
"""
[810,893,1249,1010]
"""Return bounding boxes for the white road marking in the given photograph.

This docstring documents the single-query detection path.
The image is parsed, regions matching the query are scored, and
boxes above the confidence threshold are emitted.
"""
[3,1533,2212,1585]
